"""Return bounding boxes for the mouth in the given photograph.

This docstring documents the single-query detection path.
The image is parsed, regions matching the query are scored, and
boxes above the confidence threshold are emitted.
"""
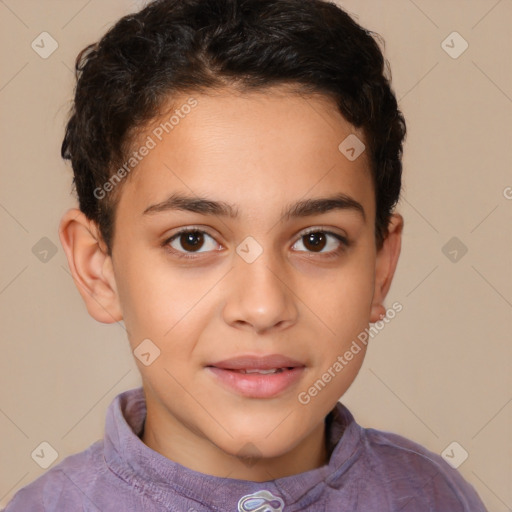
[206,353,305,371]
[205,354,306,398]
[217,367,296,374]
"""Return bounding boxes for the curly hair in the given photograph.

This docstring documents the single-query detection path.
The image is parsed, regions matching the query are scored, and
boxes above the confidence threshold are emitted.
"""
[61,0,406,254]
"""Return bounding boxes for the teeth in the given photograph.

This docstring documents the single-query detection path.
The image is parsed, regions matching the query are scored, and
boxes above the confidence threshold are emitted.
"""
[240,368,283,374]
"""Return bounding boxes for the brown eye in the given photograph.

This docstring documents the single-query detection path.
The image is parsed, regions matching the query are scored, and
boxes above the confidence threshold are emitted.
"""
[292,230,347,256]
[166,229,219,256]
[178,231,205,252]
[302,232,327,252]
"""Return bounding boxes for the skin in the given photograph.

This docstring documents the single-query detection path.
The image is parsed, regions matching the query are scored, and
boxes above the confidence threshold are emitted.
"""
[59,85,403,482]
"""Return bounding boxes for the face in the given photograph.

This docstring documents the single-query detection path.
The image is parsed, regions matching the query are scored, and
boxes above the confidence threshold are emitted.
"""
[62,85,402,480]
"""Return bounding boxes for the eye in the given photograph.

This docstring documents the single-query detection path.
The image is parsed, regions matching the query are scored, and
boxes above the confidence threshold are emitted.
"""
[292,229,348,257]
[164,228,220,258]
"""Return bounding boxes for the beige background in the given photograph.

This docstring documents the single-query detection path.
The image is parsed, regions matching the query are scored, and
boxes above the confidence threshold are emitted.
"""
[1,0,511,510]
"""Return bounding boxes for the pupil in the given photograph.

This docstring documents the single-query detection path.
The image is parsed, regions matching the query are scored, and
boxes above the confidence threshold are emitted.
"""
[182,231,203,251]
[305,233,326,252]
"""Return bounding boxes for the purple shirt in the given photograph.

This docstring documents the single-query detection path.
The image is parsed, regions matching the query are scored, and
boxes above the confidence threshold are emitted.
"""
[3,386,487,511]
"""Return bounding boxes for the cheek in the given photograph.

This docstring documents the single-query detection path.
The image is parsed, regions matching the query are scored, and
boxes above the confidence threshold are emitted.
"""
[114,252,214,353]
[311,252,375,336]
[112,252,172,343]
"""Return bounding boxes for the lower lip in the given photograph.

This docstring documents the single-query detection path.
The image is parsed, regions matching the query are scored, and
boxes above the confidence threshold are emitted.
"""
[206,366,305,398]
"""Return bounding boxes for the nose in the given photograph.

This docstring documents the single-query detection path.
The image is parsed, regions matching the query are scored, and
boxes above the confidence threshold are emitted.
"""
[222,250,298,334]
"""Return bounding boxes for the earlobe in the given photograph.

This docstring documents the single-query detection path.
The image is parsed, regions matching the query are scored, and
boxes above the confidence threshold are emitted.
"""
[369,213,403,323]
[58,208,123,324]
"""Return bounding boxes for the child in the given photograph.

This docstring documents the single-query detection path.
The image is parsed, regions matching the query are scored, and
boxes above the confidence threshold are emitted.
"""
[4,0,488,510]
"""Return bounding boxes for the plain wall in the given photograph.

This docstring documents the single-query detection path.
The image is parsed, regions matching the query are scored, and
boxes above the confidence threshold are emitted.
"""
[1,0,511,510]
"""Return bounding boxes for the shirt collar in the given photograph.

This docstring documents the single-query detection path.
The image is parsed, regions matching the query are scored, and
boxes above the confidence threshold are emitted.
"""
[104,386,363,508]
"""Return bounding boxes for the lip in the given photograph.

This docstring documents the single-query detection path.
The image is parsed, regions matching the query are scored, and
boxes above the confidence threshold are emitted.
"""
[206,353,305,370]
[205,354,306,398]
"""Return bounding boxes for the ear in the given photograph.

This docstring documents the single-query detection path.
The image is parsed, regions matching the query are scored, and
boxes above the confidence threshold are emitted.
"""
[58,208,123,323]
[370,213,403,323]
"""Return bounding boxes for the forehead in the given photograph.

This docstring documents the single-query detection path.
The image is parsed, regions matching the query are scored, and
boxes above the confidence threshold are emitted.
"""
[117,87,374,223]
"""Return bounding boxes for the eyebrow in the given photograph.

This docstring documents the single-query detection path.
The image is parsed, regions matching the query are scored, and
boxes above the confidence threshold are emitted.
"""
[143,192,366,222]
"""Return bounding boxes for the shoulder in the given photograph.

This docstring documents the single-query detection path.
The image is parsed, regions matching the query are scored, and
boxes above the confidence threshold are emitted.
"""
[357,426,487,511]
[2,440,105,512]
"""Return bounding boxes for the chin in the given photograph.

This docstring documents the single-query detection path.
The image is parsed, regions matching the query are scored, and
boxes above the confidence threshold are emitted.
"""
[217,428,301,460]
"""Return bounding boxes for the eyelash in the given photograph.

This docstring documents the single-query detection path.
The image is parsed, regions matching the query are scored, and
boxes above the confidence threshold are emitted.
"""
[162,226,350,261]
